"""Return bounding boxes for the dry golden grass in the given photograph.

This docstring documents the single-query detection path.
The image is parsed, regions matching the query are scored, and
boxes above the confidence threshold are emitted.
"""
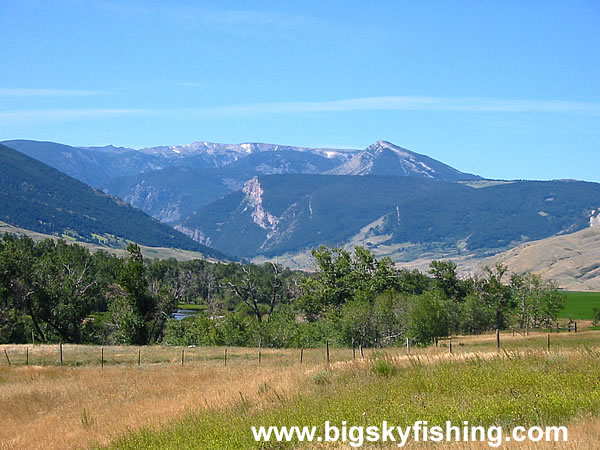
[1,331,599,449]
[0,346,336,450]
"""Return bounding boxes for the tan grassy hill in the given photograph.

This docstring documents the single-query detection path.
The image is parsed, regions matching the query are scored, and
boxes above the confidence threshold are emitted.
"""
[490,226,600,290]
[0,221,215,262]
[253,225,600,292]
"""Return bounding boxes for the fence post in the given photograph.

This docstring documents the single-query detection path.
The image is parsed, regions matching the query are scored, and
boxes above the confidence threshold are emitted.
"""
[138,349,141,367]
[4,350,11,367]
[434,337,438,347]
[181,349,185,367]
[496,329,500,351]
[59,342,63,366]
[101,346,104,370]
[26,347,29,365]
[224,348,228,367]
[326,340,330,364]
[449,341,453,354]
[406,337,410,355]
[300,347,304,364]
[547,334,550,351]
[575,322,578,333]
[258,340,262,365]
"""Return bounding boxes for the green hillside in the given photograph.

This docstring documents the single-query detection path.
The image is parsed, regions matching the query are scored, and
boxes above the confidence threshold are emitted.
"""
[0,144,227,259]
[180,174,600,258]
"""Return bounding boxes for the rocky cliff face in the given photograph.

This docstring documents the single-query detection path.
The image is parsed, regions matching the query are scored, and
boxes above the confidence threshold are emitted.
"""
[241,177,279,231]
[174,225,213,247]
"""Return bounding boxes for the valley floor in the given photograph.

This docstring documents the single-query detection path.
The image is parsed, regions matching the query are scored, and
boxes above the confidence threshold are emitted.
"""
[1,330,600,449]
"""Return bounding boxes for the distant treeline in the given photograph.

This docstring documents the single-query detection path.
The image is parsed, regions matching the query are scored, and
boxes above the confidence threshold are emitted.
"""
[0,235,564,347]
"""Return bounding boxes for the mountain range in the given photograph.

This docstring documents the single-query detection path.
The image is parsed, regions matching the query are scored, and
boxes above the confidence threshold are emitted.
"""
[0,143,226,259]
[176,174,600,260]
[2,137,599,284]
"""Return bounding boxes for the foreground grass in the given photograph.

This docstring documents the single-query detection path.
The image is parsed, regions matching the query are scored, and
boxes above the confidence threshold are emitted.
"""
[110,349,600,449]
[3,332,600,449]
[559,291,600,320]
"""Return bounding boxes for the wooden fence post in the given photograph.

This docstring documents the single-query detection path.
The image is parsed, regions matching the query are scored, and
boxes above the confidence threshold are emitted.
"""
[406,337,410,355]
[138,349,141,367]
[258,341,262,365]
[4,350,11,367]
[101,347,104,370]
[496,329,500,351]
[326,340,330,364]
[59,342,63,366]
[181,349,185,367]
[547,334,550,351]
[26,347,29,365]
[449,341,453,354]
[224,348,228,367]
[300,347,304,364]
[575,322,578,333]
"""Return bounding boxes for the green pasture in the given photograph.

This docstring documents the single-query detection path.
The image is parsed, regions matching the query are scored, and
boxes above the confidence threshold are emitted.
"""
[558,291,600,320]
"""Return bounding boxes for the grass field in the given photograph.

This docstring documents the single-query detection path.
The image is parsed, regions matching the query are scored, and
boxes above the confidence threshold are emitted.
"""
[2,330,600,449]
[112,350,600,449]
[558,291,600,320]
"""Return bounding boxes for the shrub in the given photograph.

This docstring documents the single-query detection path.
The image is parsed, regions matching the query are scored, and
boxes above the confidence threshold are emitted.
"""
[372,359,398,377]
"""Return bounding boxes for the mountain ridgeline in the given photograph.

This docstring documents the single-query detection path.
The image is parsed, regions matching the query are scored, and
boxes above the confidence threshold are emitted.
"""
[177,175,600,259]
[0,144,226,259]
[3,138,599,267]
[327,140,480,180]
[2,139,480,227]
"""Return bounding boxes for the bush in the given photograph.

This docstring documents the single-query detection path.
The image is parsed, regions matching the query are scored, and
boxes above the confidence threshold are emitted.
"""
[372,359,398,377]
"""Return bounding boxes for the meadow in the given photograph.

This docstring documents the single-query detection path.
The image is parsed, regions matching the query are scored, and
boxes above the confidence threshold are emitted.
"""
[2,328,600,449]
[559,291,600,320]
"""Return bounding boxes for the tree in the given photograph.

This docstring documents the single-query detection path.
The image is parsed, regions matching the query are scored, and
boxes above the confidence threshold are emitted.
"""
[405,291,450,344]
[298,246,402,320]
[222,262,287,323]
[474,263,515,330]
[34,240,99,343]
[109,243,152,344]
[510,273,564,329]
[458,293,496,334]
[0,234,37,343]
[429,260,470,301]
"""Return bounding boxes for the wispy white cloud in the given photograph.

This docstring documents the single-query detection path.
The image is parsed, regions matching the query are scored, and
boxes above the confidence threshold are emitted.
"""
[177,81,205,88]
[99,2,322,33]
[180,96,600,117]
[0,88,107,97]
[0,108,150,121]
[97,1,356,45]
[2,96,599,123]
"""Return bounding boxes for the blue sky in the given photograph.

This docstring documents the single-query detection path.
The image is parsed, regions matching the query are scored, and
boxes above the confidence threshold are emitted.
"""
[1,0,599,181]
